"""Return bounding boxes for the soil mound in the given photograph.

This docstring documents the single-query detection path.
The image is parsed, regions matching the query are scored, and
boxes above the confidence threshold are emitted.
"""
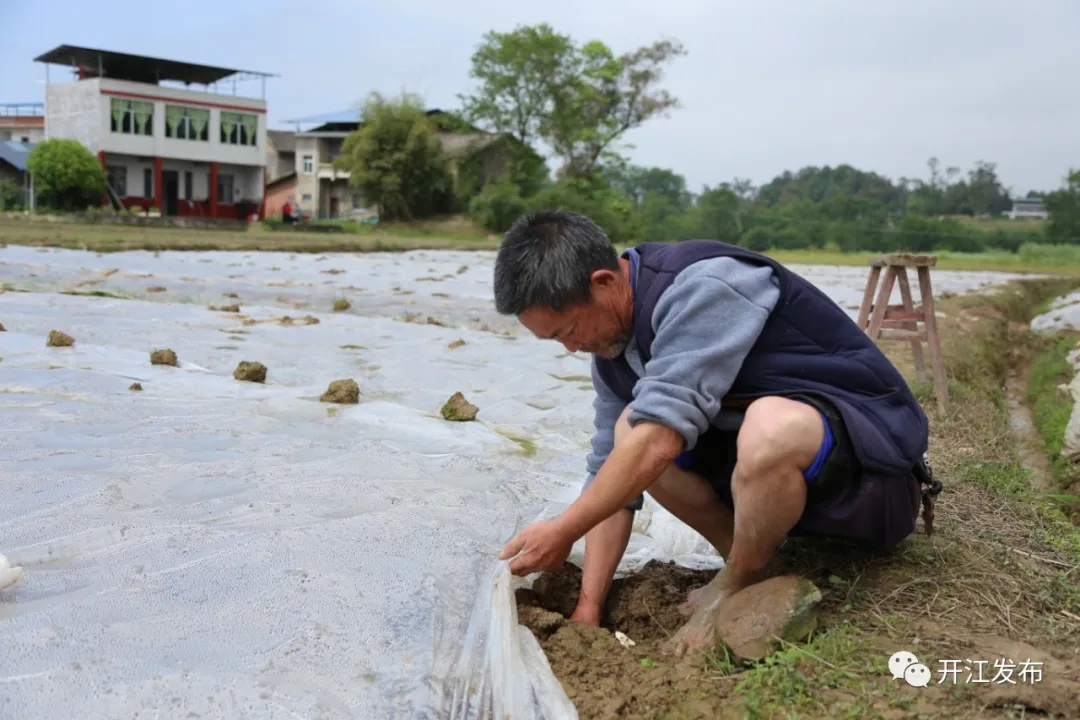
[233,361,267,383]
[150,348,178,366]
[320,379,359,404]
[516,561,731,720]
[47,330,74,347]
[440,391,478,421]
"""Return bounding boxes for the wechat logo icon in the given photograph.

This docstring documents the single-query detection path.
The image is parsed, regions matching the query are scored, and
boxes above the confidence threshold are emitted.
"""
[889,650,931,688]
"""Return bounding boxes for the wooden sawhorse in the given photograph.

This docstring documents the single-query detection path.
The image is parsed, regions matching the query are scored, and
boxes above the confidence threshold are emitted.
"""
[856,253,949,413]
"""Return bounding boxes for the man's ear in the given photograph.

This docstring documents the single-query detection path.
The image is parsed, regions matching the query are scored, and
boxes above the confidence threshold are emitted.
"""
[590,268,621,289]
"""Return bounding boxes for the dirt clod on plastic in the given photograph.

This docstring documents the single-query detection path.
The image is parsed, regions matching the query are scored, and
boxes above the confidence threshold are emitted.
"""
[320,378,359,404]
[129,382,143,391]
[210,303,241,312]
[233,360,267,383]
[333,298,351,312]
[150,348,178,366]
[447,339,465,349]
[147,286,166,293]
[47,330,74,347]
[440,391,478,421]
[0,322,6,332]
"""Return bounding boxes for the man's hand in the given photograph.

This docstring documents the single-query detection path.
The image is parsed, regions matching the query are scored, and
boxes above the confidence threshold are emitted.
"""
[499,519,574,576]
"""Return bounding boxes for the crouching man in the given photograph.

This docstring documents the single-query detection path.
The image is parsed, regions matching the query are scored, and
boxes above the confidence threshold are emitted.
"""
[493,210,938,656]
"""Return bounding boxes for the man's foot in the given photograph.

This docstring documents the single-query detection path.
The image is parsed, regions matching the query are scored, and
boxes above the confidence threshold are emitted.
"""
[665,567,755,658]
[678,554,787,616]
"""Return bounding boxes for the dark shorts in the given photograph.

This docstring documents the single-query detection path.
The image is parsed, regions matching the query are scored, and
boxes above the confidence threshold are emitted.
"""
[673,393,869,539]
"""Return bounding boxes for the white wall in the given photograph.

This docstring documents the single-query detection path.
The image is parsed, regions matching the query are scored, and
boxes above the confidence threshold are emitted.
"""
[46,79,103,151]
[45,78,267,167]
[102,156,261,203]
[217,163,263,202]
[101,155,152,199]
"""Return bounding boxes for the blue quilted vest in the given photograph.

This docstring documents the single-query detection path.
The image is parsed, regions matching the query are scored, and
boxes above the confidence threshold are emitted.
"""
[595,239,929,482]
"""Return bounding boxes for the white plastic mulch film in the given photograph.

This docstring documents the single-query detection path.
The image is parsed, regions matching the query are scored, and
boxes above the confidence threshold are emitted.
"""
[0,245,1032,718]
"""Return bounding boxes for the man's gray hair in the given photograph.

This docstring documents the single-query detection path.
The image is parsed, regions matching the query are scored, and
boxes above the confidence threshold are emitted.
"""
[493,210,620,316]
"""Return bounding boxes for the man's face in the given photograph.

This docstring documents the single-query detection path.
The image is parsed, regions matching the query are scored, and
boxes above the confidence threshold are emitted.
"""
[517,267,633,358]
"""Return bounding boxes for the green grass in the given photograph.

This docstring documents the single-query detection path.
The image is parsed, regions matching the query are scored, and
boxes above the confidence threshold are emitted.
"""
[1027,332,1080,497]
[6,214,1080,276]
[491,427,539,457]
[0,214,499,253]
[762,243,1080,276]
[950,214,1046,234]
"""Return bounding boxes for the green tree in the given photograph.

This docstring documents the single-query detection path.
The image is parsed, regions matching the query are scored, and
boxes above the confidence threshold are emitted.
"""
[25,138,104,211]
[460,23,686,181]
[1044,169,1080,244]
[334,92,452,221]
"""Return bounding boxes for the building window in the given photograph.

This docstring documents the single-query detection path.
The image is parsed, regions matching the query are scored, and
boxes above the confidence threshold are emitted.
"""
[302,155,313,173]
[105,166,127,196]
[143,168,153,199]
[217,174,235,204]
[301,193,312,202]
[165,105,210,141]
[220,112,258,146]
[111,98,154,136]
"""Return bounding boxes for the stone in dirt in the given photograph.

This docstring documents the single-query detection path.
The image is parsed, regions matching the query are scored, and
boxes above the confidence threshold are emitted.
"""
[711,575,822,661]
[233,361,267,383]
[320,379,360,404]
[129,382,143,391]
[440,391,478,421]
[47,330,74,347]
[150,348,178,366]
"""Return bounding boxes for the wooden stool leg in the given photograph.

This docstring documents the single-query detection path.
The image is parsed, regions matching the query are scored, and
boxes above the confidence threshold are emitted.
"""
[857,266,882,330]
[917,266,949,413]
[866,267,896,338]
[895,267,927,381]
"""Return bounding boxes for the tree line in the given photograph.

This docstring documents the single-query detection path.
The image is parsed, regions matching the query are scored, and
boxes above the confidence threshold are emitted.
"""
[334,22,1080,254]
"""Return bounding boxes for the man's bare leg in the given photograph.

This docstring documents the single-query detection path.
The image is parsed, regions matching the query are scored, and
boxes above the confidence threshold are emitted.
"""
[663,397,825,657]
[645,464,792,612]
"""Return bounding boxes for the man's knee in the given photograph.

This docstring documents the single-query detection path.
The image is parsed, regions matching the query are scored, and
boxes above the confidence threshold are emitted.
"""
[735,397,825,479]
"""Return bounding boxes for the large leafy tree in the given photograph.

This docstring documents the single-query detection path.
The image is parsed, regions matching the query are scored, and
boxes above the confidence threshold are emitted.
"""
[460,24,686,181]
[26,138,104,211]
[334,92,452,221]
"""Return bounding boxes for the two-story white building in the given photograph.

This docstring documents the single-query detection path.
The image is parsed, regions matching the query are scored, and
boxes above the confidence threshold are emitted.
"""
[35,45,275,220]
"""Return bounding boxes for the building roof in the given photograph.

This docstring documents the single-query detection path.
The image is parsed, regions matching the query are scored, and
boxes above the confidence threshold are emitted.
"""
[286,107,452,133]
[34,44,275,86]
[267,130,296,153]
[286,109,362,126]
[0,141,32,172]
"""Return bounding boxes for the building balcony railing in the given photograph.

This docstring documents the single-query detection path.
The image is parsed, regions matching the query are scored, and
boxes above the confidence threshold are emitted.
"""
[317,162,349,179]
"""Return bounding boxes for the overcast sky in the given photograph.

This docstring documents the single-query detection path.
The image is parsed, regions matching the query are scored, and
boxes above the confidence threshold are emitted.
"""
[2,0,1077,196]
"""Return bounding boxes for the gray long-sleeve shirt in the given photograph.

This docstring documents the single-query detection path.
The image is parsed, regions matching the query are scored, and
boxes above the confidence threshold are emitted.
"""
[581,254,781,508]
